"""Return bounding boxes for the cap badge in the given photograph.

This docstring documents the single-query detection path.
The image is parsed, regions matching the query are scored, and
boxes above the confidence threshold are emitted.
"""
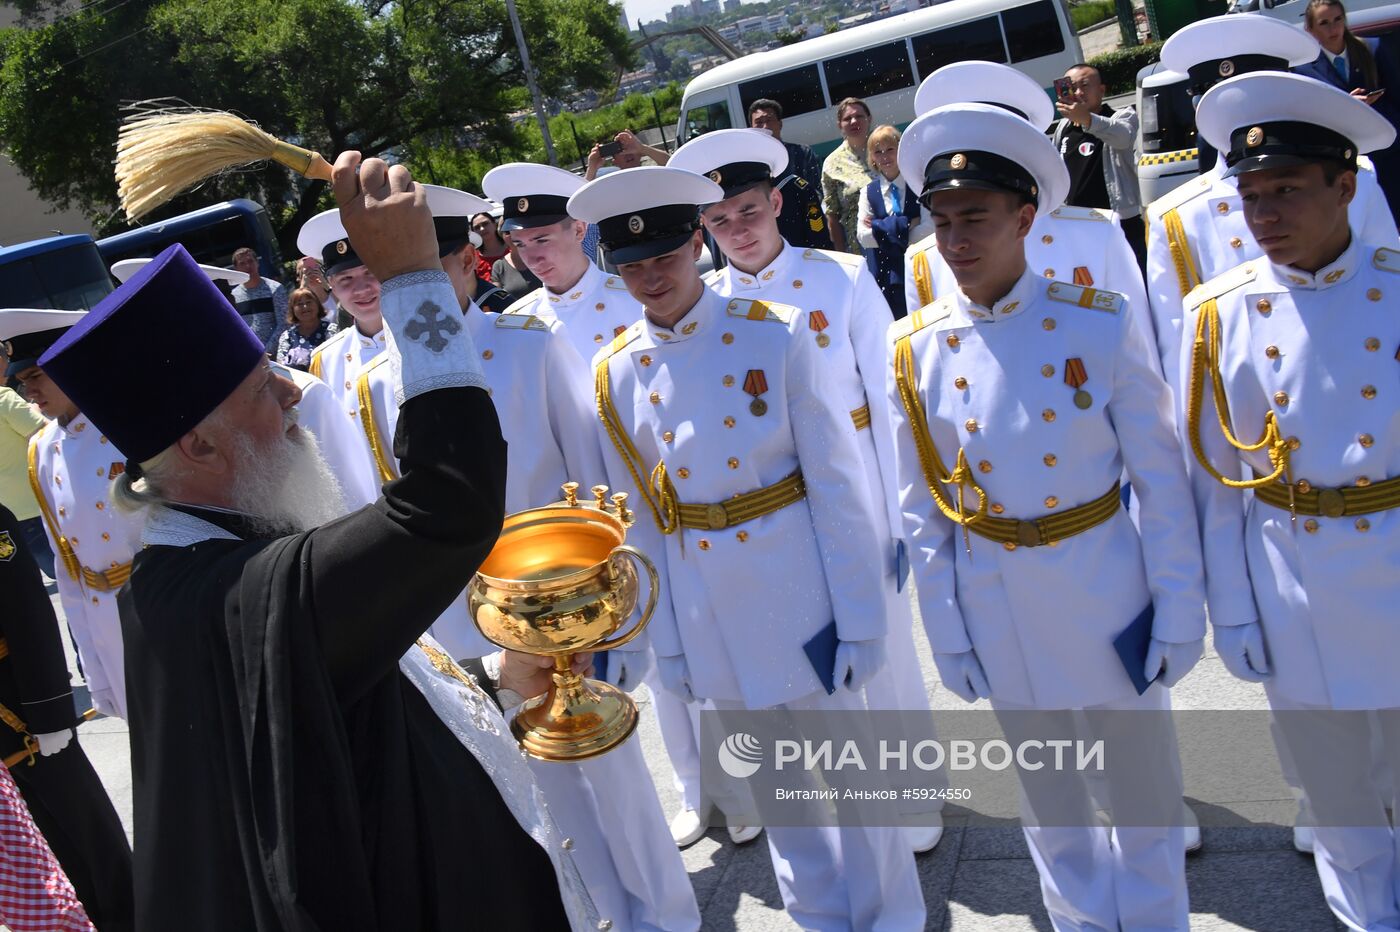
[1030,185,1038,197]
[950,153,967,170]
[1345,148,1354,159]
[628,214,646,234]
[517,197,529,212]
[335,239,348,255]
[1245,126,1264,148]
[1219,59,1235,77]
[708,169,723,184]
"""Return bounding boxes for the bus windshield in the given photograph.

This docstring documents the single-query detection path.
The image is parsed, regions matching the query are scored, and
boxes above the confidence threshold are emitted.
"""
[0,236,113,311]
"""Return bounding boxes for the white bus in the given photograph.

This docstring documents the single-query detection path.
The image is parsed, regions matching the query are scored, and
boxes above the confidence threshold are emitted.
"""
[677,0,1083,159]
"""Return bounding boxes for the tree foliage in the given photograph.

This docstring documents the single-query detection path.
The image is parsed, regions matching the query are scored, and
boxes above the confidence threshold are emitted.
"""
[0,0,634,248]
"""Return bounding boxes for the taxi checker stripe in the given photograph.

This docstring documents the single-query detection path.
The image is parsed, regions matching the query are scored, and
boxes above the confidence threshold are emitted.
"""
[1137,148,1200,167]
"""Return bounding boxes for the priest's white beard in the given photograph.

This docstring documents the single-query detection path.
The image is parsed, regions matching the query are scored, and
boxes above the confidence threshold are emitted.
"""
[226,423,348,537]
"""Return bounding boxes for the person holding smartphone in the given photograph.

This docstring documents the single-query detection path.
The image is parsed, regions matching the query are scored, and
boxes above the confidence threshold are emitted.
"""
[585,128,670,180]
[1048,63,1148,270]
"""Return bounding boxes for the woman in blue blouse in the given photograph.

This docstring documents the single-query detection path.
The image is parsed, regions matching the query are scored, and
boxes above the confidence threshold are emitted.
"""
[273,287,339,371]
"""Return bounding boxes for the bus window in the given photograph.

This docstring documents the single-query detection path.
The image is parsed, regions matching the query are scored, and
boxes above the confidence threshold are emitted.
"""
[685,101,734,138]
[739,64,826,120]
[823,40,916,102]
[0,237,113,312]
[910,16,1006,78]
[1003,0,1066,63]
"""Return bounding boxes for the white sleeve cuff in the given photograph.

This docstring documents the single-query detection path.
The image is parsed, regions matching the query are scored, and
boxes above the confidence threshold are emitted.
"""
[379,270,488,405]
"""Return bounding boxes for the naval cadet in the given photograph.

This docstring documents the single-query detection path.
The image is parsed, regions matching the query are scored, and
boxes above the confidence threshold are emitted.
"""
[13,311,141,722]
[300,209,387,427]
[482,163,646,366]
[570,165,927,930]
[889,103,1206,931]
[355,182,700,932]
[669,128,946,854]
[903,61,1152,360]
[1147,14,1399,401]
[0,316,134,931]
[1184,71,1400,929]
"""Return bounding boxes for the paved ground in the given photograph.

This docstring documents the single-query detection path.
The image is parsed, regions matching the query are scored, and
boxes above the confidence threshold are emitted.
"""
[58,584,1345,931]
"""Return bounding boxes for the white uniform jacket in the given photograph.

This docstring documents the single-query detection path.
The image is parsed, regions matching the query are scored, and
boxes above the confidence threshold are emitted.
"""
[904,205,1153,371]
[27,416,142,719]
[592,287,888,708]
[356,306,609,661]
[1180,241,1400,710]
[276,365,379,509]
[705,242,903,550]
[888,271,1206,709]
[511,263,645,368]
[1147,157,1398,400]
[307,323,386,446]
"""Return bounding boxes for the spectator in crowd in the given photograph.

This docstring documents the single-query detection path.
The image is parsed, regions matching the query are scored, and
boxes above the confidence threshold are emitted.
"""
[748,99,833,252]
[0,369,52,579]
[492,230,543,301]
[749,98,822,189]
[471,212,507,281]
[1049,63,1147,269]
[272,287,339,371]
[584,129,670,181]
[856,125,929,318]
[1298,0,1400,218]
[296,256,336,316]
[229,246,287,347]
[821,97,877,255]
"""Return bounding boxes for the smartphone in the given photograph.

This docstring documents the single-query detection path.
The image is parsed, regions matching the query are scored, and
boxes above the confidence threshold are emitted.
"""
[1053,77,1073,102]
[599,141,622,158]
[1366,88,1386,103]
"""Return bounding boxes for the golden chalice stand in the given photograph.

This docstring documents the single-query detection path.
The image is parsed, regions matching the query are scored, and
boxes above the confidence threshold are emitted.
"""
[468,483,658,762]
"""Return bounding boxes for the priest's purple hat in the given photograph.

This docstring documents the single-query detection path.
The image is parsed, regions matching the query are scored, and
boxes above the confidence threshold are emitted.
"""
[39,243,266,463]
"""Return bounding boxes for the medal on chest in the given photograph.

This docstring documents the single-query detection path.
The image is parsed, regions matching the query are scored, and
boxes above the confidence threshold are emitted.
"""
[1065,357,1092,409]
[743,369,769,416]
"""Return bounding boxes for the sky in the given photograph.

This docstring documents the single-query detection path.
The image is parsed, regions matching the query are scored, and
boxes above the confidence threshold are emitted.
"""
[622,0,757,29]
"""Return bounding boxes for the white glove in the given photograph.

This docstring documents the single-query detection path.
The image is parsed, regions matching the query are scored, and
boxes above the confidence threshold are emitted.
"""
[1144,637,1204,688]
[834,638,886,692]
[934,650,991,704]
[89,688,117,718]
[1213,623,1271,682]
[656,654,696,703]
[604,648,653,693]
[34,729,72,757]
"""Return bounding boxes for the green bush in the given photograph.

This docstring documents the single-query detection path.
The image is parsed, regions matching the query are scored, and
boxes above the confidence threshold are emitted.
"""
[1089,41,1163,95]
[1070,0,1115,31]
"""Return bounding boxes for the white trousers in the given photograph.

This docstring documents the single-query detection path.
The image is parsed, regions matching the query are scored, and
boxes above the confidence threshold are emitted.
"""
[527,733,701,932]
[992,684,1189,932]
[1268,692,1400,932]
[709,687,927,932]
[644,664,706,812]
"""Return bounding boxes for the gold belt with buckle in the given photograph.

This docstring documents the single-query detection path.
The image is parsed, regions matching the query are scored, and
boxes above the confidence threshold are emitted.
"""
[1253,472,1400,517]
[850,403,871,431]
[966,481,1122,550]
[675,470,806,530]
[80,562,132,593]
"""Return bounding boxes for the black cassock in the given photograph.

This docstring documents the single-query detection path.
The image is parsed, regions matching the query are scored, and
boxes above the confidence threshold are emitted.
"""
[0,503,134,931]
[119,386,571,931]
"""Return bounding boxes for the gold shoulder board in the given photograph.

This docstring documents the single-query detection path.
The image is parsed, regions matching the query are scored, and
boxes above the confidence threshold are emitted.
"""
[598,321,643,362]
[604,276,630,291]
[905,231,939,258]
[1046,281,1124,314]
[1049,205,1112,222]
[1372,247,1400,274]
[891,295,955,341]
[495,313,550,332]
[1184,260,1259,311]
[1148,174,1212,220]
[725,297,798,324]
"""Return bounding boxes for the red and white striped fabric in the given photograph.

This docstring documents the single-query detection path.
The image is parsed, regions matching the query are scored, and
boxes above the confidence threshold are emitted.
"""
[0,763,92,931]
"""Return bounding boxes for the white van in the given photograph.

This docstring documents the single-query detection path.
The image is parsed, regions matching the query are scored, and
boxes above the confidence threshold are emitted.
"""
[677,0,1084,158]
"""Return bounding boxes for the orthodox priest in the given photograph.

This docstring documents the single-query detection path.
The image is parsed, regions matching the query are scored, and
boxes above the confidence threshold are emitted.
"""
[38,153,601,931]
